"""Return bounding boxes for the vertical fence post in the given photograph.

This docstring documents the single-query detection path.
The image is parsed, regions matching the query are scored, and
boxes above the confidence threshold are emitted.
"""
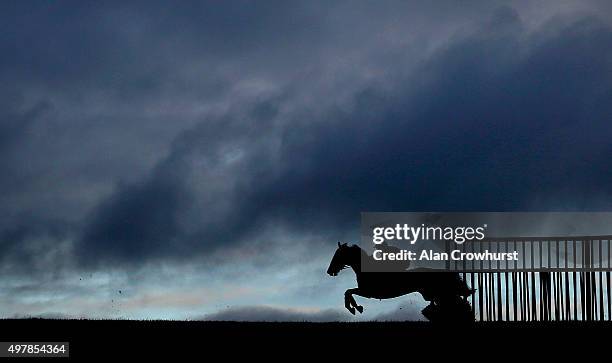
[467,236,610,322]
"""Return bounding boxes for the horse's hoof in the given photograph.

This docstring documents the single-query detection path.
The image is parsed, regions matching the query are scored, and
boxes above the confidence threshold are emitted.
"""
[347,307,356,315]
[356,306,364,314]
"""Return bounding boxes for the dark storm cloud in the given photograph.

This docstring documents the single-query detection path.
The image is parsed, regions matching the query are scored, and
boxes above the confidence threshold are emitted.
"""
[75,9,612,267]
[261,12,612,216]
[0,96,49,152]
[2,2,612,273]
[78,177,186,265]
[200,306,351,322]
[74,108,283,266]
[0,215,73,275]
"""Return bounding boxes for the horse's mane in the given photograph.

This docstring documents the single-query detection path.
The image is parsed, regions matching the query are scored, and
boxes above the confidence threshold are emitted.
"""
[348,244,371,258]
[346,244,372,264]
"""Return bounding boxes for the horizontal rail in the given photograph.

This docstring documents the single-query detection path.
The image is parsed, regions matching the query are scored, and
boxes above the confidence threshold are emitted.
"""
[450,268,612,273]
[480,236,612,242]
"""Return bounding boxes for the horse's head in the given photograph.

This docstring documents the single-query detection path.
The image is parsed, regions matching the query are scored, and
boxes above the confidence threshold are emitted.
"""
[327,242,354,276]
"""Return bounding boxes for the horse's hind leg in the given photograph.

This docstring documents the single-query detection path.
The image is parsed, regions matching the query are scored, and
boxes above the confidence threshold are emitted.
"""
[345,288,364,314]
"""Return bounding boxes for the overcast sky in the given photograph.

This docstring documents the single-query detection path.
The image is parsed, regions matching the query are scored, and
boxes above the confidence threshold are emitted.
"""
[1,0,612,320]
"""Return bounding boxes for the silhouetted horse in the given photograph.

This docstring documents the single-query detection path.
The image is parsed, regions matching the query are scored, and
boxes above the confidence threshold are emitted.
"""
[327,242,474,322]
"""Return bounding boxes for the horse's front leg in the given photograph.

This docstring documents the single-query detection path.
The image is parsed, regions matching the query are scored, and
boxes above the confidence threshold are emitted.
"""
[344,289,356,314]
[344,288,364,314]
